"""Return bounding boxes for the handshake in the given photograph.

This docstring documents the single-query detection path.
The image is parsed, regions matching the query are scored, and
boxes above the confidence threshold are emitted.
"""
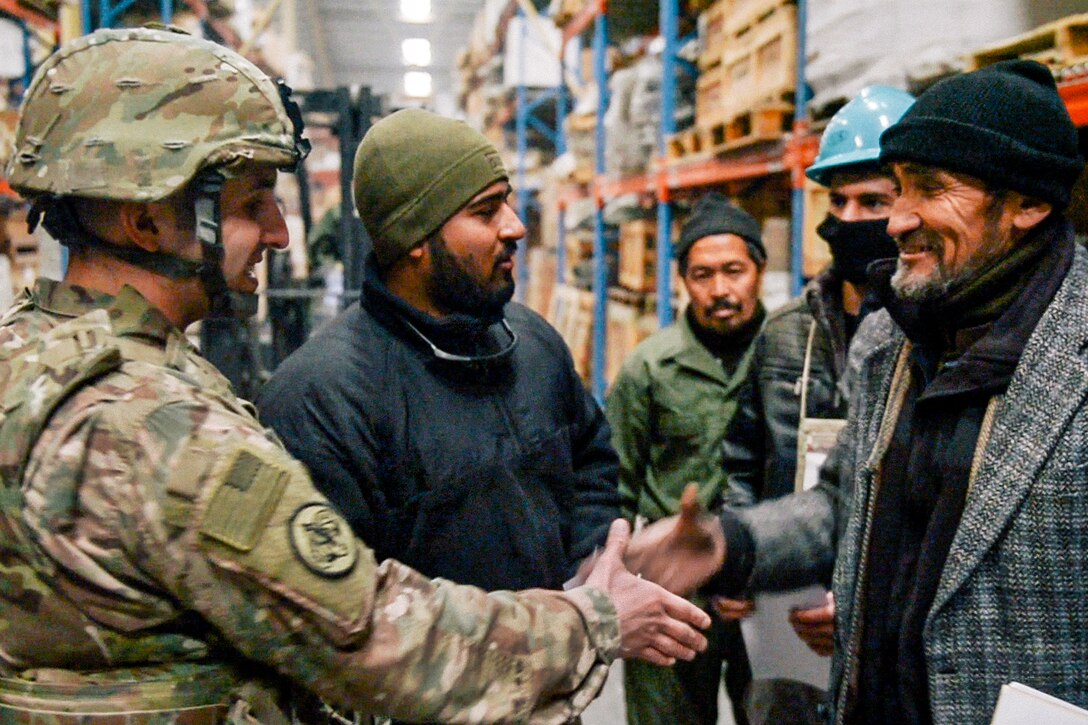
[569,485,728,666]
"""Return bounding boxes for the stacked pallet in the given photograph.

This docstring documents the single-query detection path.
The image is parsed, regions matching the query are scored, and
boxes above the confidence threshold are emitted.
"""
[548,285,596,381]
[966,13,1088,71]
[617,219,658,293]
[671,0,797,162]
[605,290,658,387]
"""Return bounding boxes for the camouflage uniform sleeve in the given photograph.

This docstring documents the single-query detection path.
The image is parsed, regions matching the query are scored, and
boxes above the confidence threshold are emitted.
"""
[25,387,620,723]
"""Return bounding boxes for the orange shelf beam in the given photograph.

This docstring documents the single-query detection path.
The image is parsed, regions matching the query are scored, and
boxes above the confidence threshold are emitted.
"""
[1059,74,1088,128]
[595,172,655,200]
[663,147,789,190]
[0,0,55,29]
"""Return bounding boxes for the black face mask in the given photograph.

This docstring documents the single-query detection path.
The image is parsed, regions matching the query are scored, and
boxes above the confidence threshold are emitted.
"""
[817,214,899,285]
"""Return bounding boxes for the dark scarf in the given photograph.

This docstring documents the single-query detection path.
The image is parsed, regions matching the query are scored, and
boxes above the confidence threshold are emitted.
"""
[853,216,1074,725]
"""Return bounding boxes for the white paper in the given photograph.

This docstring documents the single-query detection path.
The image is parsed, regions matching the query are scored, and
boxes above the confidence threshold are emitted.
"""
[991,682,1088,724]
[740,586,830,690]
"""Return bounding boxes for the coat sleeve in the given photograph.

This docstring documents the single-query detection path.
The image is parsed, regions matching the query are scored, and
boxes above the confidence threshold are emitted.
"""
[715,400,853,594]
[567,379,623,568]
[721,340,767,507]
[30,395,620,725]
[605,358,651,522]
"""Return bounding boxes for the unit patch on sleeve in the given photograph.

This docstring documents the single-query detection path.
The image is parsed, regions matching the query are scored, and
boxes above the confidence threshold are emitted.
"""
[289,503,357,578]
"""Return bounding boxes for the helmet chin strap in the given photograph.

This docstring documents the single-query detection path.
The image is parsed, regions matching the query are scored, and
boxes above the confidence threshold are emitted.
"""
[193,170,257,319]
[28,174,257,320]
[30,196,205,279]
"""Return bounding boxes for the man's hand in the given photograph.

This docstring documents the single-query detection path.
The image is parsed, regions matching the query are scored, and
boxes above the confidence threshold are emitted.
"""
[710,596,754,621]
[623,484,726,596]
[788,591,835,657]
[583,519,712,666]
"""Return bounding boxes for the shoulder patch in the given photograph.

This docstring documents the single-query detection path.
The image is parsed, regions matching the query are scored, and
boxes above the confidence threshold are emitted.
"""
[288,503,357,578]
[202,444,290,551]
[197,440,374,635]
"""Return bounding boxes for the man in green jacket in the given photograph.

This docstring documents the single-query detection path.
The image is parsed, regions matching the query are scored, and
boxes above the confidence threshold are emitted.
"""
[606,193,766,725]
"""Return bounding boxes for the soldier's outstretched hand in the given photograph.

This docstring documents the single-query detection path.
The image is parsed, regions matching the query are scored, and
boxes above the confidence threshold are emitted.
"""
[584,519,712,666]
[624,483,727,596]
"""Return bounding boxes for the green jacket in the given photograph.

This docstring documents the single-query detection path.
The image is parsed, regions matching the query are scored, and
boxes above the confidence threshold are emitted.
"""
[606,309,759,522]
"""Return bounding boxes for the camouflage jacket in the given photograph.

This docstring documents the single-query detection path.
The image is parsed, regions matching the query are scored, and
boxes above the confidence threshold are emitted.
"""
[0,279,619,724]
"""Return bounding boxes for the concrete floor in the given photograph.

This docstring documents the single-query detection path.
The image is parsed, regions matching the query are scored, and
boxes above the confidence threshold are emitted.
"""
[581,662,737,725]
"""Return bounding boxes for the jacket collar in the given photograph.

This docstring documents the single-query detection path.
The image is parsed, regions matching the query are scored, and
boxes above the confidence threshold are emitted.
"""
[804,268,851,377]
[361,254,515,362]
[32,278,181,346]
[670,304,763,384]
[928,222,1088,621]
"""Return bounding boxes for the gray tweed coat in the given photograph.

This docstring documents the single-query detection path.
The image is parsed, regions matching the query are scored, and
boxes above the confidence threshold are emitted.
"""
[735,239,1088,723]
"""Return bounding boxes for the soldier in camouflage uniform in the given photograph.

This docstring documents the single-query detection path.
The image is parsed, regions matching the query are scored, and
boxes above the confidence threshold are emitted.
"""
[0,27,712,724]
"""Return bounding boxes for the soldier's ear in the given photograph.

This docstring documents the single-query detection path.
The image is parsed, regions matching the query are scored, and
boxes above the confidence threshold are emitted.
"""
[118,202,164,252]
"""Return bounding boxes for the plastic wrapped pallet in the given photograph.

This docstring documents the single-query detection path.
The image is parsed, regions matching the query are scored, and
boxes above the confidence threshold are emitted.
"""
[604,65,642,175]
[605,55,664,175]
[805,0,1088,113]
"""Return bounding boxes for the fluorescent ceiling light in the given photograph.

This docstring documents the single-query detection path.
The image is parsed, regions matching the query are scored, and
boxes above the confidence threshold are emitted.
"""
[400,0,432,23]
[402,38,432,67]
[404,71,433,97]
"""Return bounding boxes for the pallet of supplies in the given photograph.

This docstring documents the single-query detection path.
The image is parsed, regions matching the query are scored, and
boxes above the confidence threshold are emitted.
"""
[967,13,1088,71]
[618,219,657,293]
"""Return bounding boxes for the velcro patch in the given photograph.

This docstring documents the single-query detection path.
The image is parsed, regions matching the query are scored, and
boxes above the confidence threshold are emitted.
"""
[288,503,357,578]
[201,444,289,551]
[197,442,374,635]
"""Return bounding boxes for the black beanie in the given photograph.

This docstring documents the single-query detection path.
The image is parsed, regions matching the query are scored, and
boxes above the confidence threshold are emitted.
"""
[880,60,1084,208]
[676,193,765,264]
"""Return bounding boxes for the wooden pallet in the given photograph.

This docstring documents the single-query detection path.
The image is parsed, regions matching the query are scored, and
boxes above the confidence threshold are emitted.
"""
[695,63,729,131]
[724,0,794,39]
[548,285,595,381]
[700,101,794,152]
[665,128,708,162]
[720,4,797,120]
[606,297,657,387]
[618,219,657,293]
[698,0,733,70]
[967,13,1088,71]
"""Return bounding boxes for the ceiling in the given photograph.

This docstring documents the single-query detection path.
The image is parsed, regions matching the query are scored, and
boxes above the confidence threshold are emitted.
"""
[297,0,486,110]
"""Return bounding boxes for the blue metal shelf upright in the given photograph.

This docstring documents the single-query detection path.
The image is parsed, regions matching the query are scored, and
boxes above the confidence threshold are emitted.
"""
[83,0,173,31]
[514,4,568,303]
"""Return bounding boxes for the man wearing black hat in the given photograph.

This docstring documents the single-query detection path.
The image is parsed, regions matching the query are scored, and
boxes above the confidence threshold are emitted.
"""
[606,192,766,725]
[625,60,1088,724]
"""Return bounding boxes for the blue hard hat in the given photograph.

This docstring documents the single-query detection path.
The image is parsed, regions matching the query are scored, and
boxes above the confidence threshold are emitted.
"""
[806,85,915,186]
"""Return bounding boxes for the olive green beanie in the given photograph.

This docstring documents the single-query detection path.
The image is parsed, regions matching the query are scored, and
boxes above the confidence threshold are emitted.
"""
[353,108,509,267]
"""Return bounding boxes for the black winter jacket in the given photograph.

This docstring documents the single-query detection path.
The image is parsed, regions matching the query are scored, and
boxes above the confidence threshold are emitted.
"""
[257,263,620,592]
[723,269,850,504]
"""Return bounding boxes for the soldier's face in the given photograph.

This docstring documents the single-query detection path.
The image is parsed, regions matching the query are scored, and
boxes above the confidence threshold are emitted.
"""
[218,166,290,295]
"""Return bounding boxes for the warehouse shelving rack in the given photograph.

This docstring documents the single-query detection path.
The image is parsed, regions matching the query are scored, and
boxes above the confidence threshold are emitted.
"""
[556,0,816,400]
[0,0,58,94]
[84,0,172,31]
[513,2,569,301]
[548,1,1088,400]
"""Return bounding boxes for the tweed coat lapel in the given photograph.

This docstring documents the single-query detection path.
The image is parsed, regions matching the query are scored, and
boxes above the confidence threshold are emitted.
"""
[929,246,1088,619]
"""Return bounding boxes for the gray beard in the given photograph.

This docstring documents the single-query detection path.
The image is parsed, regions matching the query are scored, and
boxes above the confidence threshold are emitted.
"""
[889,259,954,302]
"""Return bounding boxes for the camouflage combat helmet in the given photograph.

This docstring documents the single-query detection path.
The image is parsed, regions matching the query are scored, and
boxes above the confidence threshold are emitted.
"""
[6,25,309,315]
